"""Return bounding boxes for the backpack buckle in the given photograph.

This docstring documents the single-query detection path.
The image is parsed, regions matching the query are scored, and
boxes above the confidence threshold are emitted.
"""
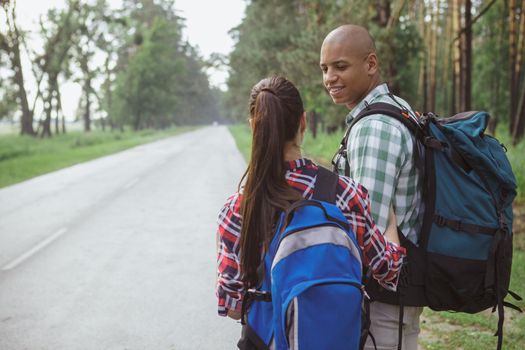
[450,220,462,231]
[246,289,272,302]
[435,215,446,227]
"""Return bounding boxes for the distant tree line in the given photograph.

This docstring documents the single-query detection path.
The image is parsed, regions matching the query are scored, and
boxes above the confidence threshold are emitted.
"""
[0,0,223,137]
[226,0,525,144]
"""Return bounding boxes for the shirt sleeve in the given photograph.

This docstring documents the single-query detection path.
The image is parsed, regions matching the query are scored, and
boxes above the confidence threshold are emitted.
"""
[216,196,244,316]
[337,177,406,291]
[346,116,408,233]
[358,186,406,291]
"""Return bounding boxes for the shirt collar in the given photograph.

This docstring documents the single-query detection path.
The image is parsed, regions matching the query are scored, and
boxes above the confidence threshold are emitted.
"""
[346,83,390,124]
[284,158,314,171]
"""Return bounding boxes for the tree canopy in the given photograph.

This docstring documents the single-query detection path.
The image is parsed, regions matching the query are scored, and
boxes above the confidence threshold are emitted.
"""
[225,0,525,143]
[0,0,221,136]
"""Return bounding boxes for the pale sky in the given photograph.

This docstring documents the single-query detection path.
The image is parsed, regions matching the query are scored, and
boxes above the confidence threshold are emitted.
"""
[13,0,246,118]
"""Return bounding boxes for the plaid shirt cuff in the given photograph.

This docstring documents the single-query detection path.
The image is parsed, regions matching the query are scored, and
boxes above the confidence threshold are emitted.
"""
[217,288,243,316]
[376,241,406,291]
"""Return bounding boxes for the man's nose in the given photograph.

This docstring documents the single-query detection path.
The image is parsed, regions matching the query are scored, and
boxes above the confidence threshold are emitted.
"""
[324,69,337,85]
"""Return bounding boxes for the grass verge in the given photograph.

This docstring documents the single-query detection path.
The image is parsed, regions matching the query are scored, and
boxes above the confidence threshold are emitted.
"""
[227,123,525,349]
[227,123,341,168]
[0,126,196,188]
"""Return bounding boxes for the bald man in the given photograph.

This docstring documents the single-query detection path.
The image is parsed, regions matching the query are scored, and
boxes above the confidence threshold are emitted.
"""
[320,25,424,350]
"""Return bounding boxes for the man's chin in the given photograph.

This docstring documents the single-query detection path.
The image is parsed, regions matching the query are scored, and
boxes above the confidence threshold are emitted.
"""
[331,97,348,105]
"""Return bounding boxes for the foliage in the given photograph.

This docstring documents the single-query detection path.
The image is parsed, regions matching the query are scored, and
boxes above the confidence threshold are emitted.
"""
[0,0,220,135]
[0,127,195,188]
[225,0,523,138]
[0,85,17,120]
[110,1,219,129]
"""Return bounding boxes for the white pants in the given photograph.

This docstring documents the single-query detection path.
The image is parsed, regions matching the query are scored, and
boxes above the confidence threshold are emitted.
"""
[364,301,423,350]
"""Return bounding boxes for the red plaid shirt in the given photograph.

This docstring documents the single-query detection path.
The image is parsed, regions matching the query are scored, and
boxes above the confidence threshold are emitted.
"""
[216,158,406,316]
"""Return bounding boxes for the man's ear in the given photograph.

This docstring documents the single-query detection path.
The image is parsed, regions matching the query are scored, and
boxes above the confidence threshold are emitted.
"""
[366,52,378,75]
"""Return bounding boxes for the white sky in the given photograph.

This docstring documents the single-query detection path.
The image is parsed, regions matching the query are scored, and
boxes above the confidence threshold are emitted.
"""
[12,0,246,118]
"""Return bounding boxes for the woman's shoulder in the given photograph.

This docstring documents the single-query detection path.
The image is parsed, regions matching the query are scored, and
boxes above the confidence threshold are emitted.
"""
[333,173,369,209]
[221,190,243,215]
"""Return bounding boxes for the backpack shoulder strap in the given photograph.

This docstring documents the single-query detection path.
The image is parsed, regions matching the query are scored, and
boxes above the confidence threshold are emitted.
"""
[332,102,423,176]
[312,166,338,204]
[350,102,421,137]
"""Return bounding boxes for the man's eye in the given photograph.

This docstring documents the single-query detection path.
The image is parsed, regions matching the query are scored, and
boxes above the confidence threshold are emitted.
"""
[336,65,347,70]
[320,66,327,73]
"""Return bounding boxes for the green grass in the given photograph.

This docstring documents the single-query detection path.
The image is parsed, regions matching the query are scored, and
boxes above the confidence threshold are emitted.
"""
[228,124,252,161]
[227,123,341,168]
[0,127,196,188]
[227,123,525,350]
[493,127,525,205]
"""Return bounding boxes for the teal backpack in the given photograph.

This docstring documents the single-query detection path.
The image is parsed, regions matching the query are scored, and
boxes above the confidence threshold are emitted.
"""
[333,101,522,350]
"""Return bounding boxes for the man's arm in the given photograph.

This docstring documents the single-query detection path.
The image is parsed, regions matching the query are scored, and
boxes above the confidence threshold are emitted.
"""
[347,116,407,233]
[384,205,400,245]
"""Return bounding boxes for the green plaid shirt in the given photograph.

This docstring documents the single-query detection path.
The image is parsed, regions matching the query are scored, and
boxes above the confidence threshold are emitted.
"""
[338,84,422,244]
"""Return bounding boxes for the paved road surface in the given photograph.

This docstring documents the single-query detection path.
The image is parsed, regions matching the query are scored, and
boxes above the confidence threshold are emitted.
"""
[0,126,244,350]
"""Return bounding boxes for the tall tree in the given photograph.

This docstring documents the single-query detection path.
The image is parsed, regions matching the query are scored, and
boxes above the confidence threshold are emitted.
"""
[35,0,80,137]
[0,0,35,135]
[510,0,525,143]
[460,0,472,111]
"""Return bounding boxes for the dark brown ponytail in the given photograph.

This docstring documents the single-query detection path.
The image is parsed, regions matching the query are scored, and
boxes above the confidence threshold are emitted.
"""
[239,77,304,288]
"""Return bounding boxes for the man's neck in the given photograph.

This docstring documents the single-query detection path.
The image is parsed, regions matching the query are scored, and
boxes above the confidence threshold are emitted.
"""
[346,78,383,110]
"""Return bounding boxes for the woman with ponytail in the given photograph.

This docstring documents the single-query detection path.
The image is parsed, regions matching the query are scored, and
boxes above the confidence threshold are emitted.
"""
[216,76,405,321]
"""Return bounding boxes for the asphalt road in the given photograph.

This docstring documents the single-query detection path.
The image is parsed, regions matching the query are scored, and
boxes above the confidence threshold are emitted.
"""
[0,126,245,350]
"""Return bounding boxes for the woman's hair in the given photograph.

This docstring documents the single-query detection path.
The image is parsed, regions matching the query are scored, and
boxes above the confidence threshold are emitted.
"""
[239,76,304,288]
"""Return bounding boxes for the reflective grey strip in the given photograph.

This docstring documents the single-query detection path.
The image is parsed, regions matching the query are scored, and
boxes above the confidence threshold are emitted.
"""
[286,297,299,349]
[269,337,275,350]
[272,226,361,270]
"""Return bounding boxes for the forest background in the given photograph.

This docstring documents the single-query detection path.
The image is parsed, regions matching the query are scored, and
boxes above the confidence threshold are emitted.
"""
[1,0,525,348]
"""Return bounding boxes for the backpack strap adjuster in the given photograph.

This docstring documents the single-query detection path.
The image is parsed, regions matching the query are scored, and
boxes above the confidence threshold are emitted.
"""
[246,289,272,302]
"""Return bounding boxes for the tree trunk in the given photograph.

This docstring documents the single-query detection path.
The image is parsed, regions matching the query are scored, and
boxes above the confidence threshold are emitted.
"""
[489,17,504,135]
[459,0,472,111]
[309,110,317,139]
[416,1,426,110]
[429,1,438,112]
[57,91,66,134]
[41,75,59,138]
[452,0,461,114]
[513,82,525,144]
[41,97,53,138]
[13,46,35,135]
[54,95,60,135]
[512,0,525,143]
[442,0,452,114]
[510,0,518,134]
[375,0,391,26]
[3,5,35,135]
[84,77,92,132]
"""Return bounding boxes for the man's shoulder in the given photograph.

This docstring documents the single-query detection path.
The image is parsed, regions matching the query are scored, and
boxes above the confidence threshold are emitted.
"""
[349,114,411,141]
[352,93,415,137]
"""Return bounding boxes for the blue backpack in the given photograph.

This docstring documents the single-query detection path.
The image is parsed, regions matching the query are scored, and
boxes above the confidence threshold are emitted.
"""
[333,102,522,350]
[238,167,365,350]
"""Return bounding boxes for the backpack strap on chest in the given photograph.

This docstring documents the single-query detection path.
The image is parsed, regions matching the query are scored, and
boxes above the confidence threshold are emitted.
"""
[312,166,338,204]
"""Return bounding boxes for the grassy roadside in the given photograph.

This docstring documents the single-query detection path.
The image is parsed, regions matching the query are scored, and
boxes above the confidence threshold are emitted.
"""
[227,123,341,167]
[227,123,525,350]
[0,127,196,188]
